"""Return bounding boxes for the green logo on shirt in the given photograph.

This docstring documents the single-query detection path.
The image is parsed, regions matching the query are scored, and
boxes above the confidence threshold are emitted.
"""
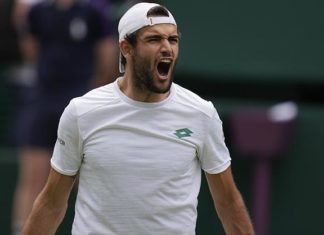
[174,128,193,138]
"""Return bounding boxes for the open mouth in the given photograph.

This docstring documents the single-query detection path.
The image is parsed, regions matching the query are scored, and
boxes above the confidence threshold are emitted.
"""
[157,60,172,77]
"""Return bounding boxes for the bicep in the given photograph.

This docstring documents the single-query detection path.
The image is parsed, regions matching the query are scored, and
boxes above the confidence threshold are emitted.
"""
[41,167,77,206]
[205,166,255,234]
[205,166,241,206]
[22,168,77,233]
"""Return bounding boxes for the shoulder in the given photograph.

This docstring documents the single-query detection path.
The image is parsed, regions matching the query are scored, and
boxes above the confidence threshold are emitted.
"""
[70,82,117,117]
[172,83,216,118]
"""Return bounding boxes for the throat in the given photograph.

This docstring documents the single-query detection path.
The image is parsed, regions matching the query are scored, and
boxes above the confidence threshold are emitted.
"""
[141,91,170,103]
[118,76,170,103]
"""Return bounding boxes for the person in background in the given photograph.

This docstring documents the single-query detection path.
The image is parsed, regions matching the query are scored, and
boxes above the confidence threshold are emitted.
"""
[11,0,119,234]
[10,0,43,89]
[22,2,255,235]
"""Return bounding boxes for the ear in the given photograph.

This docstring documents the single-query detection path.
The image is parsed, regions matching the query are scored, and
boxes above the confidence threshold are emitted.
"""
[119,40,133,60]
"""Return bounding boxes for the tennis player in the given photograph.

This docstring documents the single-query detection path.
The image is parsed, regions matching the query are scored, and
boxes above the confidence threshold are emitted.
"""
[22,2,255,235]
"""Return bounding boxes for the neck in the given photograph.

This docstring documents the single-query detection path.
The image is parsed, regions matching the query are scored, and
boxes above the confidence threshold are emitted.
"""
[118,74,171,103]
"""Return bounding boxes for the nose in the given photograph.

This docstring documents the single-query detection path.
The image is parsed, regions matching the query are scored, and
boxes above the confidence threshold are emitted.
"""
[161,38,172,53]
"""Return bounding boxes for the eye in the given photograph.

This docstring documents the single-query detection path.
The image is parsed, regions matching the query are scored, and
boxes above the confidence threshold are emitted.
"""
[169,37,179,44]
[147,36,161,42]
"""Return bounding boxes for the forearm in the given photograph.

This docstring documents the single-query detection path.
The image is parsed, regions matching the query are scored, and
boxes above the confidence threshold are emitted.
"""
[22,194,67,235]
[205,168,254,234]
[215,194,255,235]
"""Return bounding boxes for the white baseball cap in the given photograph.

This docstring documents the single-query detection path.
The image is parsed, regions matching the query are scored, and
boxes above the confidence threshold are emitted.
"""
[118,2,177,73]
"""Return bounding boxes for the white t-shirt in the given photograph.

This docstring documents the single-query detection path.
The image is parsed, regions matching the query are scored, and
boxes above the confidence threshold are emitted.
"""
[51,78,231,235]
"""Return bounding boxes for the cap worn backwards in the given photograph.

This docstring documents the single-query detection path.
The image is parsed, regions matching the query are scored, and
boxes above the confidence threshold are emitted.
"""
[118,2,177,73]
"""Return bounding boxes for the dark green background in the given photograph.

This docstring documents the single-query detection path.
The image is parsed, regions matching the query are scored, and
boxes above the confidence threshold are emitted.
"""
[163,0,324,82]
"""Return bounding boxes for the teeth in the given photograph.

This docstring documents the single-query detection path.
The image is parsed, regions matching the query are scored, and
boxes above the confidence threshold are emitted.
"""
[160,59,172,63]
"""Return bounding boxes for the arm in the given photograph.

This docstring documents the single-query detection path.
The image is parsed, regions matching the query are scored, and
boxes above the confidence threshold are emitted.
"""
[12,1,39,63]
[92,37,119,87]
[22,168,76,235]
[205,166,255,235]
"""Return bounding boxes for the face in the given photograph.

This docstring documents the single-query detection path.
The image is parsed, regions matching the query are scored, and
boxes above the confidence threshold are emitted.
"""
[130,24,179,94]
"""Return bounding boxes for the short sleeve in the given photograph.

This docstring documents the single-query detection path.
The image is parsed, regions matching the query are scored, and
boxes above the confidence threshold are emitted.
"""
[51,100,83,176]
[199,109,231,174]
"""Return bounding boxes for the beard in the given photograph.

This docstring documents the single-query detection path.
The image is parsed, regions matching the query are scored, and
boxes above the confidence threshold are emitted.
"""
[131,53,174,94]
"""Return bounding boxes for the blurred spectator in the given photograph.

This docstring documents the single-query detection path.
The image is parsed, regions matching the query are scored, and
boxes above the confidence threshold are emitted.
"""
[10,0,119,234]
[10,0,43,87]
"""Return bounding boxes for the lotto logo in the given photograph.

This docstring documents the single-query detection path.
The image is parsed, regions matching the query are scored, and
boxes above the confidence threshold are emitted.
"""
[174,128,193,138]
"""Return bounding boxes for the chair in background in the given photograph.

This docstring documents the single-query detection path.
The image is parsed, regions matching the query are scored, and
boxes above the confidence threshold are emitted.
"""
[229,102,298,235]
